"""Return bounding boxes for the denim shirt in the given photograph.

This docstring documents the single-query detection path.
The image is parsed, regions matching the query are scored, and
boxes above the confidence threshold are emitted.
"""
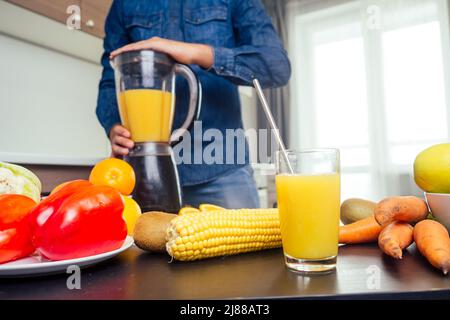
[96,0,291,186]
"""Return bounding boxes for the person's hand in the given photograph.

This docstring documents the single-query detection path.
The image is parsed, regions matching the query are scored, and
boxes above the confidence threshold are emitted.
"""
[110,37,214,69]
[109,124,134,157]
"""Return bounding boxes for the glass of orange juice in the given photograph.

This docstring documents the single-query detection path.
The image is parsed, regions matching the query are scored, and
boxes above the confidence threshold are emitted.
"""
[276,149,340,274]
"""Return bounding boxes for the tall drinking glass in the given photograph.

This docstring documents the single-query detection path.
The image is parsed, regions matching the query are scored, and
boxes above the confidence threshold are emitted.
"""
[276,149,340,274]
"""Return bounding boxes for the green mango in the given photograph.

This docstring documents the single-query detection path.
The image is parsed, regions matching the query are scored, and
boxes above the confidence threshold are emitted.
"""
[0,161,42,202]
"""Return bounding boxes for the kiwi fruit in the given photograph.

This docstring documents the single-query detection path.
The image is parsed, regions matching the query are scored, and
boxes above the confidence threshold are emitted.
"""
[340,198,376,225]
[133,212,177,253]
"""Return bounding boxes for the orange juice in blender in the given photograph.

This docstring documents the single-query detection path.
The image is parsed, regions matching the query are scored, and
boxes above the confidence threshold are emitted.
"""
[111,50,200,213]
[118,89,174,143]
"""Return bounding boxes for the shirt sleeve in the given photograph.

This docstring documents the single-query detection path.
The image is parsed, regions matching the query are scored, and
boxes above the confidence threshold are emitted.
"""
[210,0,291,89]
[96,0,129,136]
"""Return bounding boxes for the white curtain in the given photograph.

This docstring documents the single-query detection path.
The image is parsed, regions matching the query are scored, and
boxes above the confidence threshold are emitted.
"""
[287,0,450,201]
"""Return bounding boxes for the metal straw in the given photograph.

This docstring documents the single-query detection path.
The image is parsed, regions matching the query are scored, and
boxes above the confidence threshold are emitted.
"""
[253,79,294,174]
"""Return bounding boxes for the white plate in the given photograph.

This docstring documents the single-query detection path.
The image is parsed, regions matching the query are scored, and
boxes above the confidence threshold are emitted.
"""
[0,236,134,277]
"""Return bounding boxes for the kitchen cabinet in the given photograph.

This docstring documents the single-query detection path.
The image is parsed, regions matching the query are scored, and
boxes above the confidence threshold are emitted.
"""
[5,0,112,38]
[81,0,113,38]
[6,0,80,25]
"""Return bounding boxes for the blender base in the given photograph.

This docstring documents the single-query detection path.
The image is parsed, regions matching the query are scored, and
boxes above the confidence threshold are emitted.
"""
[125,143,182,213]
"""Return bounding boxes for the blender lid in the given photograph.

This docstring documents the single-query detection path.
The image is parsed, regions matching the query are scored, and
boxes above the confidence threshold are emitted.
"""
[113,50,175,67]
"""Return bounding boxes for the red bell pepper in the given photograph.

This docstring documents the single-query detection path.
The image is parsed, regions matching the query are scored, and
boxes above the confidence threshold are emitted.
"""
[31,184,126,261]
[0,194,37,264]
[29,179,92,234]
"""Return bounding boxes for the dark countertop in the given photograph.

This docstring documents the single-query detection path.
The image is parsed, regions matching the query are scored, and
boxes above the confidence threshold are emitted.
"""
[1,244,449,300]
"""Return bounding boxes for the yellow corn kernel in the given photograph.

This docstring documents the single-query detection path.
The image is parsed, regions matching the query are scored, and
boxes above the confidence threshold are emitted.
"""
[165,208,282,261]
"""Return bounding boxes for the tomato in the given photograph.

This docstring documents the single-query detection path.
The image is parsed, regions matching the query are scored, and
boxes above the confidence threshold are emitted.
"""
[0,194,37,264]
[32,185,127,261]
[89,158,136,195]
[122,196,141,235]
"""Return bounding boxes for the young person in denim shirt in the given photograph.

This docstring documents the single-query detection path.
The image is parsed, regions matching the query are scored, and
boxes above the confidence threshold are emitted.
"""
[97,0,291,208]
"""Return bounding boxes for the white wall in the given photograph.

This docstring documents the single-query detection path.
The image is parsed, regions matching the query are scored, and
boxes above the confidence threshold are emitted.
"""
[0,1,109,165]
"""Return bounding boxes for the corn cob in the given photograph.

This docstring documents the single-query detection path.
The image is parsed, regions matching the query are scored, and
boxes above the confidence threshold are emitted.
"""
[166,208,282,261]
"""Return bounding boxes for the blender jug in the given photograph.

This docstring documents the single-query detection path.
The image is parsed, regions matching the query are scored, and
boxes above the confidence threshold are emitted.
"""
[111,50,201,213]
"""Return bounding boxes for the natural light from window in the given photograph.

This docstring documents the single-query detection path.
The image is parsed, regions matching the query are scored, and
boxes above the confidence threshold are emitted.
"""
[290,0,450,200]
[383,21,448,166]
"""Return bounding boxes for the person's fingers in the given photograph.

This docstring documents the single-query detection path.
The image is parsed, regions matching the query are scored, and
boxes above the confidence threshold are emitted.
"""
[113,136,134,149]
[110,43,136,57]
[110,47,129,59]
[110,37,164,59]
[110,41,149,58]
[112,125,131,138]
[112,144,130,156]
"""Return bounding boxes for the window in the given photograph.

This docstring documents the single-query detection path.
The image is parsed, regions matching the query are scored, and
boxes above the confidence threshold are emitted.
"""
[288,0,450,200]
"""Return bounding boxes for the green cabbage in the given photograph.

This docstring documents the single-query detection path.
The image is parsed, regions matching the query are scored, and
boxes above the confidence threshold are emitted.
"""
[0,161,42,202]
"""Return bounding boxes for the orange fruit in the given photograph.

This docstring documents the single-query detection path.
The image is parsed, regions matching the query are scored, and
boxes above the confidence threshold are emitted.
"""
[122,196,141,236]
[89,158,136,195]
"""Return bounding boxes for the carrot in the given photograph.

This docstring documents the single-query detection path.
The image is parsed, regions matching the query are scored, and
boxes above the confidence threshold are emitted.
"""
[339,216,383,244]
[414,220,450,275]
[378,221,413,259]
[374,196,428,227]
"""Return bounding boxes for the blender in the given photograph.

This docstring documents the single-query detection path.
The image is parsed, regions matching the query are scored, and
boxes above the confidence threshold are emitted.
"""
[111,50,201,213]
